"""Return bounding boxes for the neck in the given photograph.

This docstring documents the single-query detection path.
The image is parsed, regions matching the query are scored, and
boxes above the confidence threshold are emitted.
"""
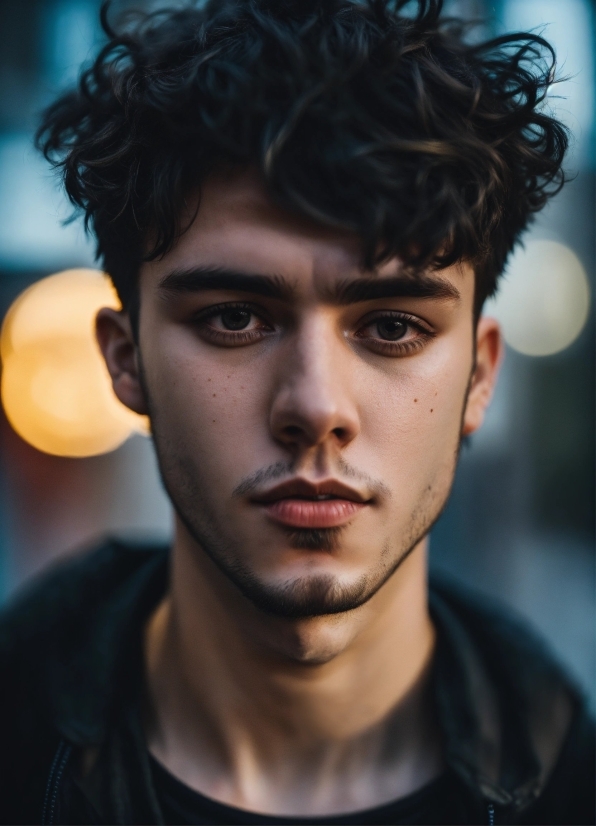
[144,527,442,816]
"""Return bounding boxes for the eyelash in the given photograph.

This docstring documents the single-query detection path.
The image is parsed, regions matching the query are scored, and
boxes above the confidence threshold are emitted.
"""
[193,303,434,355]
[193,302,273,346]
[356,312,434,356]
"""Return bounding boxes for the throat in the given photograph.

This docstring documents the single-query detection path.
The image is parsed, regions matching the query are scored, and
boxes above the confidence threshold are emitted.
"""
[143,536,441,816]
[145,644,443,817]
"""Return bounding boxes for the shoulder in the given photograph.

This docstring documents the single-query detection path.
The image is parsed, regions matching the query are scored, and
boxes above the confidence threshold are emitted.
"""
[429,573,590,739]
[0,539,169,821]
[0,538,168,650]
[429,574,577,690]
[430,575,595,823]
[0,538,168,728]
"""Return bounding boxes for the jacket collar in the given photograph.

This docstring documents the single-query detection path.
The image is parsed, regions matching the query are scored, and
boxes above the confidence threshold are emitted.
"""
[50,541,169,746]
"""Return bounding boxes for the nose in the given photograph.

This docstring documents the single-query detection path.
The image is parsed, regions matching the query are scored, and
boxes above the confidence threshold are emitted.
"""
[269,314,360,453]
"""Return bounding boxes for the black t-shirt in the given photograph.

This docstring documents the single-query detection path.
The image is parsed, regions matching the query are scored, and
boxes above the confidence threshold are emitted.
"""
[150,755,464,825]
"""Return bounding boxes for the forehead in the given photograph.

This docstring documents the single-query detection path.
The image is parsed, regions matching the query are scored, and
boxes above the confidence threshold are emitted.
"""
[140,168,474,298]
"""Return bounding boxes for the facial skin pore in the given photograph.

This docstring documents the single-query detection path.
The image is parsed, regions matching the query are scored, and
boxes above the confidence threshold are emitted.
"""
[97,169,502,816]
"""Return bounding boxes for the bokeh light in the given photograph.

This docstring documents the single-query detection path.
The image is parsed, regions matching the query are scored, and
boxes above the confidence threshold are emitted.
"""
[485,240,590,356]
[1,269,148,457]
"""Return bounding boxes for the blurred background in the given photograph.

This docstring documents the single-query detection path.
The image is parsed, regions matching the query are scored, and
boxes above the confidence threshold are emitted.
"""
[0,0,594,706]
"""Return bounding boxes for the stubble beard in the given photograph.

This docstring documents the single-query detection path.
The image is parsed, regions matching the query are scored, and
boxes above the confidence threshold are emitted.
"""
[141,364,465,620]
[151,439,459,620]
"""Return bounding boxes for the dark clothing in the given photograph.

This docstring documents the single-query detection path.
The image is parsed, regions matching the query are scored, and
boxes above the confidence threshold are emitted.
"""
[0,539,593,825]
[151,755,457,825]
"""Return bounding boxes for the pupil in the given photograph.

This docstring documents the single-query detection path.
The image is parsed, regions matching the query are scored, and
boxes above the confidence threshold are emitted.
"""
[377,318,406,341]
[222,309,250,330]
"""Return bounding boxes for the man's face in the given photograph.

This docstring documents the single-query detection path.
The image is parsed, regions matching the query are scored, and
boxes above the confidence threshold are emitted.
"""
[117,171,495,618]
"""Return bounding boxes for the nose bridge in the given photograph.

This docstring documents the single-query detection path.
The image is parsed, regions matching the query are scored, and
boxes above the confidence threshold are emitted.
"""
[294,312,337,390]
[270,311,359,449]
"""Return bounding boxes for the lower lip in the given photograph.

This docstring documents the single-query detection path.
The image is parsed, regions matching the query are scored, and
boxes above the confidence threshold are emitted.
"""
[260,499,366,528]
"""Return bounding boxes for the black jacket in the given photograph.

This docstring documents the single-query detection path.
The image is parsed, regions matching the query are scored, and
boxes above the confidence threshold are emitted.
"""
[0,539,594,825]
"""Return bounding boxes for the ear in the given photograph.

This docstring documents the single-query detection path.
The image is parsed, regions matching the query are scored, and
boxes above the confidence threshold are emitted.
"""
[95,308,148,415]
[462,316,504,437]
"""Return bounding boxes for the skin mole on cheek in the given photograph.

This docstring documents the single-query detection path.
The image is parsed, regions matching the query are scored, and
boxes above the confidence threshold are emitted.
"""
[414,399,418,403]
[430,409,434,413]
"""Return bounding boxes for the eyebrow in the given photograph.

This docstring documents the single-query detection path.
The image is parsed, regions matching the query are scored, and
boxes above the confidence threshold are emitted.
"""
[158,266,460,304]
[329,274,460,304]
[158,267,296,302]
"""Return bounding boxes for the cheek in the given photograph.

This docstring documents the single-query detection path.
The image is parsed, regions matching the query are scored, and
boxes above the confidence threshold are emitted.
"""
[143,329,275,479]
[356,340,472,476]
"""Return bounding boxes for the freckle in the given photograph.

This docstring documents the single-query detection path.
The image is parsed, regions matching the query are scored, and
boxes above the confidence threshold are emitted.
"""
[213,393,216,397]
[434,391,438,396]
[430,408,434,412]
[212,419,216,423]
[414,398,418,403]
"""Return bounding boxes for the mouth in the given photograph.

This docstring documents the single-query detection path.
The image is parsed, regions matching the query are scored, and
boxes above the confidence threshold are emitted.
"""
[250,479,370,529]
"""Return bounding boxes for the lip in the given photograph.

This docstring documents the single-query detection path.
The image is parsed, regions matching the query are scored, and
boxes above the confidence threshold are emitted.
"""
[251,478,370,529]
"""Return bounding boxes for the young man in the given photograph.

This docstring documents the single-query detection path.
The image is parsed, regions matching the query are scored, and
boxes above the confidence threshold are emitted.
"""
[0,0,594,823]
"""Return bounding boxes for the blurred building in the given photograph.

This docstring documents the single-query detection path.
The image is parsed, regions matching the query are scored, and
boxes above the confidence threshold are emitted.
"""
[0,0,594,706]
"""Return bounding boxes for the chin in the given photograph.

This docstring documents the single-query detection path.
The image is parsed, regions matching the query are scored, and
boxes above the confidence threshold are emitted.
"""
[230,567,372,619]
[269,613,367,665]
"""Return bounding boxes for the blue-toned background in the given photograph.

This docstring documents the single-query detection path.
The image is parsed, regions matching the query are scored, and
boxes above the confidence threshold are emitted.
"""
[0,0,594,706]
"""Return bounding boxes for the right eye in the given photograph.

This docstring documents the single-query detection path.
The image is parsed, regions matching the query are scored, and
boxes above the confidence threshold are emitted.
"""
[194,302,274,347]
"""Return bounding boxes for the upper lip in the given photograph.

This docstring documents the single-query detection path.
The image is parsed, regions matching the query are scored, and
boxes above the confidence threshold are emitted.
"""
[250,478,370,505]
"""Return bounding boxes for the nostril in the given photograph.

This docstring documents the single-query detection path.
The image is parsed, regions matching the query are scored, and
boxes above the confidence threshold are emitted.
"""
[284,425,303,439]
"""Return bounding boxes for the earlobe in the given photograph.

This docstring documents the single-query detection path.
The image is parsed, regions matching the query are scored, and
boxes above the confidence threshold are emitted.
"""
[462,316,503,436]
[95,307,149,415]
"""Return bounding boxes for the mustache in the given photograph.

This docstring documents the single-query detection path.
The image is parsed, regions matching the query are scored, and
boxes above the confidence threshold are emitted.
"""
[232,458,391,500]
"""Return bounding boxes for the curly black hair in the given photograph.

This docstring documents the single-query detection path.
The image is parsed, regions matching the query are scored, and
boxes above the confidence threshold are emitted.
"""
[37,0,568,322]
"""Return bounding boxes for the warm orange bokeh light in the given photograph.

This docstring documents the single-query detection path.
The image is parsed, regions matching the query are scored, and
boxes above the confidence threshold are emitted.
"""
[0,269,148,457]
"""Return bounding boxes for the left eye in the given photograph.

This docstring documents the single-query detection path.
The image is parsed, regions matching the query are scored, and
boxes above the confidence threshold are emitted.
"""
[355,312,433,355]
[219,308,253,330]
[374,317,408,341]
